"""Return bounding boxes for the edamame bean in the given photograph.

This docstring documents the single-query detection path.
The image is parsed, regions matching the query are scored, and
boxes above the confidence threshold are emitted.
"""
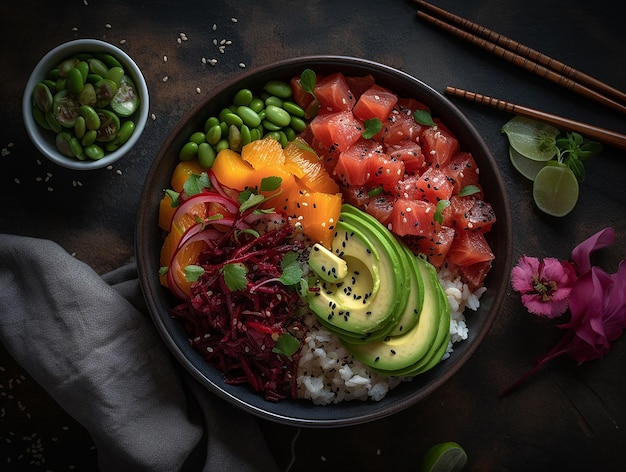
[282,100,305,117]
[56,132,73,157]
[265,105,291,127]
[76,61,89,81]
[206,124,222,145]
[198,142,216,168]
[233,88,253,106]
[249,98,264,113]
[222,112,243,128]
[70,137,84,158]
[105,66,125,85]
[74,116,86,139]
[179,141,199,161]
[66,67,85,95]
[236,105,261,128]
[228,125,241,151]
[240,124,252,147]
[189,131,206,145]
[264,80,292,99]
[283,126,296,142]
[215,138,230,152]
[290,115,307,132]
[84,143,105,160]
[204,116,220,132]
[88,58,109,77]
[82,130,97,146]
[117,120,135,145]
[262,119,282,131]
[97,53,122,69]
[79,105,101,130]
[264,95,283,108]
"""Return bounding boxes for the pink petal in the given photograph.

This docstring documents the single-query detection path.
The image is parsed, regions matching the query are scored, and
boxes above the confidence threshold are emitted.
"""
[511,256,539,293]
[571,227,615,275]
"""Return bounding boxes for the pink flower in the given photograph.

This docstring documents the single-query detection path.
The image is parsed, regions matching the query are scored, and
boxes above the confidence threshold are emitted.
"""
[502,227,626,397]
[511,256,576,318]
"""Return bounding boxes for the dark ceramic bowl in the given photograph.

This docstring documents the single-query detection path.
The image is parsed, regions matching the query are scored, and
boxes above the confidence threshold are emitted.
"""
[135,56,512,427]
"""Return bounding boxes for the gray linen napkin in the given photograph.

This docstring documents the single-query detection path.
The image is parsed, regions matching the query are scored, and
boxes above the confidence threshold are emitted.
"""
[0,234,279,472]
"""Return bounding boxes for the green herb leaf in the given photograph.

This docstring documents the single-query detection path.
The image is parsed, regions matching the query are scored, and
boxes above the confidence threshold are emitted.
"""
[183,172,211,197]
[434,199,450,224]
[459,184,481,197]
[159,266,168,276]
[300,69,316,95]
[568,157,586,182]
[279,251,303,286]
[239,193,266,213]
[260,176,282,192]
[368,186,384,197]
[362,118,382,139]
[165,189,180,208]
[272,332,300,357]
[413,109,436,126]
[222,263,248,291]
[184,264,205,282]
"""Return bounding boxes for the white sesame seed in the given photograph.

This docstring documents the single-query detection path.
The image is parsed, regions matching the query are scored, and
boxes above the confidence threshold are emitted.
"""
[212,24,217,31]
[218,45,225,53]
[196,87,201,94]
[177,37,182,44]
[83,0,88,5]
[231,17,238,22]
[116,169,122,175]
[119,39,126,45]
[212,39,218,46]
[209,58,217,66]
[239,62,246,68]
[72,27,78,32]
[151,113,157,120]
[219,39,226,45]
[14,178,20,184]
[162,76,169,82]
[105,23,112,29]
[163,55,168,62]
[225,40,232,45]
[107,165,113,170]
[201,57,206,64]
[47,187,53,192]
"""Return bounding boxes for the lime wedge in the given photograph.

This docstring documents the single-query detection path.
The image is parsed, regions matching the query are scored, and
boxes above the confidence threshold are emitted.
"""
[421,441,468,472]
[509,146,547,181]
[532,164,579,216]
[501,116,559,161]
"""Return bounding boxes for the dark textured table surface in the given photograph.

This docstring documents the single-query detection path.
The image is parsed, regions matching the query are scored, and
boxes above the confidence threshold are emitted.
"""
[1,0,625,470]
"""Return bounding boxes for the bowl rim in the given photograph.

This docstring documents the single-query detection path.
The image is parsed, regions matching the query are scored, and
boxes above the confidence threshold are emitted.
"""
[22,38,149,170]
[136,55,513,427]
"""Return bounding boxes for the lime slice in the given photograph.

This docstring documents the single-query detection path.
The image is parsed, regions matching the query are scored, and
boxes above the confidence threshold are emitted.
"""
[421,441,468,472]
[509,146,547,181]
[532,164,579,216]
[501,116,559,161]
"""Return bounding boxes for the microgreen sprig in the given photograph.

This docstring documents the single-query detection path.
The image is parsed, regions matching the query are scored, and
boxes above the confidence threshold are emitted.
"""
[554,132,603,182]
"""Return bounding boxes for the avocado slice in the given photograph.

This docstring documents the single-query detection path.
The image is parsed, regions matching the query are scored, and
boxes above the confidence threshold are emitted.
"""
[342,255,450,374]
[307,204,410,342]
[309,243,348,283]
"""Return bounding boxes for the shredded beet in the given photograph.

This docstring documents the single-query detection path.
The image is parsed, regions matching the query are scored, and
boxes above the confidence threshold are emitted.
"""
[170,220,308,401]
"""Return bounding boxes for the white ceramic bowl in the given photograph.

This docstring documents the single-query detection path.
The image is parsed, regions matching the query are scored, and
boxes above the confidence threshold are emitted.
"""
[23,39,149,170]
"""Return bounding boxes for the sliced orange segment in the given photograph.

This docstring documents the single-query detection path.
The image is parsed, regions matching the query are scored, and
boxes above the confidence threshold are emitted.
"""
[284,136,340,194]
[241,137,285,169]
[211,148,255,191]
[287,189,341,248]
[171,159,206,192]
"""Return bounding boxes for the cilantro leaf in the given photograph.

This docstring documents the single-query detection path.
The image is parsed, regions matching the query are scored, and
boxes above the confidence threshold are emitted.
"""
[222,263,248,291]
[459,184,481,197]
[279,251,303,286]
[434,199,450,224]
[183,172,211,197]
[362,118,382,139]
[260,176,282,192]
[300,69,316,95]
[272,332,300,357]
[184,264,205,282]
[413,109,436,126]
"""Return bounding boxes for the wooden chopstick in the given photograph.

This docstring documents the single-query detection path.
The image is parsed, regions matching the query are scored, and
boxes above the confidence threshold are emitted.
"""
[414,0,626,105]
[414,1,626,115]
[445,86,626,151]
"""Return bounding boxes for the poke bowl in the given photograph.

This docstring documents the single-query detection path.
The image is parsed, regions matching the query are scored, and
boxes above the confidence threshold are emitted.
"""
[135,56,512,427]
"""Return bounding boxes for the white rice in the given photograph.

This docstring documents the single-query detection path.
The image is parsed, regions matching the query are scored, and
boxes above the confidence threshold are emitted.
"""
[296,266,486,405]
